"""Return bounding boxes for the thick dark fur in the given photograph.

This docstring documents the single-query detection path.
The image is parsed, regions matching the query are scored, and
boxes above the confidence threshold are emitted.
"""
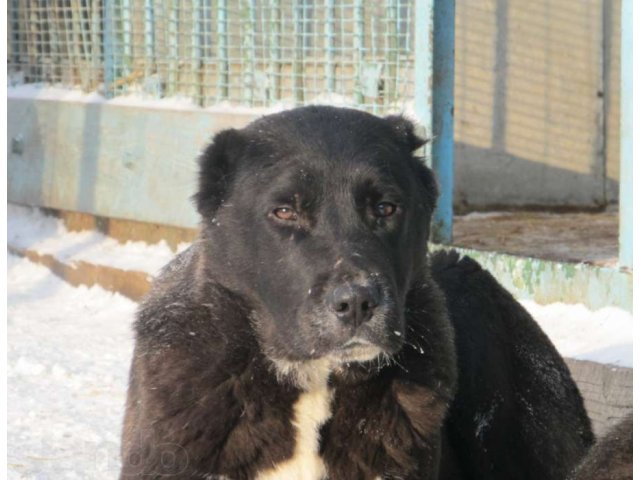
[568,415,632,480]
[120,106,593,479]
[431,251,595,479]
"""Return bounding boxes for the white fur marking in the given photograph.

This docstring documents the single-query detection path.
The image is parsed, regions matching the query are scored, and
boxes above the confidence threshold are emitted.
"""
[258,363,334,480]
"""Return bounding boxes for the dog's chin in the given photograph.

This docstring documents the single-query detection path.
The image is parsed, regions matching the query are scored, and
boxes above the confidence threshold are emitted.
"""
[331,339,384,363]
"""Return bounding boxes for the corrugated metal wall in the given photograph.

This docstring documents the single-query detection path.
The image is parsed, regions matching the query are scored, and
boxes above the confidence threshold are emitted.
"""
[453,0,621,209]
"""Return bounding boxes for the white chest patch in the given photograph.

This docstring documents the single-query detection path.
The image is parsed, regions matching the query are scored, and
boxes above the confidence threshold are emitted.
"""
[258,361,335,480]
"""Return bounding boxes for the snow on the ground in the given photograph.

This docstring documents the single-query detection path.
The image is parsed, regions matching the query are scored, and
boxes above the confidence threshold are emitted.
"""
[7,254,137,479]
[520,300,633,368]
[455,211,515,220]
[8,204,186,276]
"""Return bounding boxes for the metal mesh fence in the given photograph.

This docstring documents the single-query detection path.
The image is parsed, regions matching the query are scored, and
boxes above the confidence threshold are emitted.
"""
[8,0,416,113]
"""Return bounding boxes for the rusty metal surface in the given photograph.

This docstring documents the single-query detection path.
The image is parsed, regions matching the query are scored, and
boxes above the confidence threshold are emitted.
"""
[453,211,619,266]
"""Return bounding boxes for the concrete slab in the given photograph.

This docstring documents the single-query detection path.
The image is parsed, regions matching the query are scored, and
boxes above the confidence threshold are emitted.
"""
[565,359,633,438]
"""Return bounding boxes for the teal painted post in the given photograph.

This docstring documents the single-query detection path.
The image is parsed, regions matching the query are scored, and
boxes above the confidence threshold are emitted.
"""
[414,0,454,244]
[102,0,115,98]
[431,0,455,244]
[619,0,633,269]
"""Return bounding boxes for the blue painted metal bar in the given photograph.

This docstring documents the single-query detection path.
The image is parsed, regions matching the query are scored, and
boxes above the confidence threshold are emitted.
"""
[431,0,455,244]
[414,0,455,244]
[619,0,633,269]
[102,0,116,98]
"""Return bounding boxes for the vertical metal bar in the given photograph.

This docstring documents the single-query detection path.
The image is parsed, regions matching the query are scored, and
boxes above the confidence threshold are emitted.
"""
[50,0,63,84]
[192,0,203,104]
[144,0,155,80]
[415,0,455,244]
[269,0,281,101]
[386,0,398,106]
[354,0,364,104]
[167,0,178,96]
[431,0,455,244]
[71,0,88,89]
[243,0,257,105]
[9,0,22,78]
[324,0,335,93]
[103,0,116,98]
[413,0,433,149]
[216,0,228,101]
[91,0,101,89]
[619,0,633,268]
[121,0,132,76]
[293,1,304,103]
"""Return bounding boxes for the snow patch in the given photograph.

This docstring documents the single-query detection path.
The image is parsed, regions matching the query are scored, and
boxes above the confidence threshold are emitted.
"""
[520,300,633,367]
[8,204,188,276]
[8,254,137,478]
[8,85,419,118]
[456,211,515,220]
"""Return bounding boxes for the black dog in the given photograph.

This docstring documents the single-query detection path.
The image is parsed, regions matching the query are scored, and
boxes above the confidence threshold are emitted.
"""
[120,106,593,479]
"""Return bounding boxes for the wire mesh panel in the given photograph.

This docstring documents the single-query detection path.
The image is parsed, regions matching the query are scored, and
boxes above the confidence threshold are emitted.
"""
[8,0,105,91]
[8,0,416,113]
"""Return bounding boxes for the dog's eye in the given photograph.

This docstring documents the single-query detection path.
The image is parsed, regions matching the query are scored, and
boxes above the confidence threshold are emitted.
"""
[374,202,397,218]
[273,207,298,221]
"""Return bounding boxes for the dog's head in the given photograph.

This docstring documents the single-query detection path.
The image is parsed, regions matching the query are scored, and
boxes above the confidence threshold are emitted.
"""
[194,106,438,368]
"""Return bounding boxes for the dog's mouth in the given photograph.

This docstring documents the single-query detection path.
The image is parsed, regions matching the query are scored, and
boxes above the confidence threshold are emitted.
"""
[334,338,383,362]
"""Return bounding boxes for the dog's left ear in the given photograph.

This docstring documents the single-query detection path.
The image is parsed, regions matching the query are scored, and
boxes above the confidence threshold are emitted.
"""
[193,128,246,219]
[385,115,438,212]
[385,115,428,152]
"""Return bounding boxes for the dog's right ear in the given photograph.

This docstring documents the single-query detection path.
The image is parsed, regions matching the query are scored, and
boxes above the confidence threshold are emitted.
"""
[384,115,428,152]
[193,128,245,219]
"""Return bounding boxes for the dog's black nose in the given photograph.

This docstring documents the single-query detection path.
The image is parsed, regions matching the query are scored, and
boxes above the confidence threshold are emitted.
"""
[329,282,380,326]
